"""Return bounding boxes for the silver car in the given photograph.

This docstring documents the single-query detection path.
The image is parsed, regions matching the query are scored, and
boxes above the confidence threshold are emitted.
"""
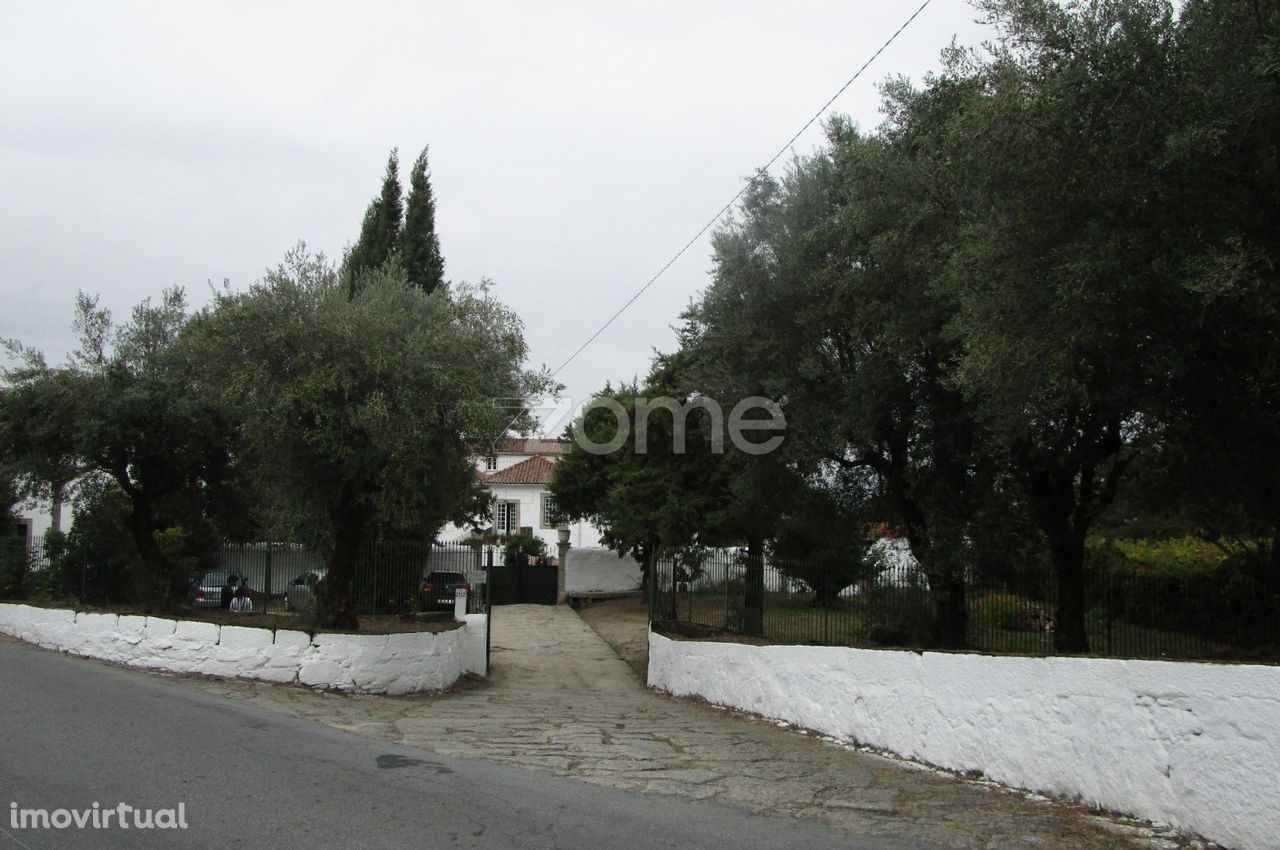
[284,570,327,614]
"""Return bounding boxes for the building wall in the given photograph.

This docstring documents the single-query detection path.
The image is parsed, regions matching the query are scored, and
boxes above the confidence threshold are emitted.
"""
[648,632,1280,850]
[439,483,604,551]
[564,547,641,594]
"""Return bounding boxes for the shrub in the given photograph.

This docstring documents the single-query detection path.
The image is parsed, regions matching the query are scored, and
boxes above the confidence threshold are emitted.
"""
[863,585,931,647]
[1091,544,1280,650]
[972,592,1042,632]
[1091,535,1228,575]
[502,533,546,566]
[0,542,27,599]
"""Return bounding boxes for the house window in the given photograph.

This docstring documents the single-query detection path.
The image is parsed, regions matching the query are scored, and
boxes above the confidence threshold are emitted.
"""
[495,500,519,535]
[484,455,497,471]
[541,496,560,529]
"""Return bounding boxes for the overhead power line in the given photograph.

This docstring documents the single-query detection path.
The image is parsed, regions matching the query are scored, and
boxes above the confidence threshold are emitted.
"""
[549,0,938,379]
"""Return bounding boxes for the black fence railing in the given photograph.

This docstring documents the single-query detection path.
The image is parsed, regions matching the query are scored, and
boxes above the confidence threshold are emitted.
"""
[651,546,1280,663]
[2,539,491,619]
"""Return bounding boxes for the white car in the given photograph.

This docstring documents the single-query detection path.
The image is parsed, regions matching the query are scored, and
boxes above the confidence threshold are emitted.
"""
[284,570,327,614]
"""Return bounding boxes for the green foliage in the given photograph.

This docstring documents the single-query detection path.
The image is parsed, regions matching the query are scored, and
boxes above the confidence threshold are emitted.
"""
[53,485,140,604]
[0,540,26,601]
[669,0,1280,652]
[502,533,546,566]
[35,480,212,607]
[345,149,404,297]
[352,541,431,615]
[1096,536,1231,575]
[191,244,550,628]
[972,592,1039,633]
[1090,557,1279,651]
[0,476,21,597]
[683,115,1001,646]
[1,290,237,611]
[344,146,447,298]
[551,354,786,633]
[551,377,724,570]
[770,487,873,607]
[402,147,445,295]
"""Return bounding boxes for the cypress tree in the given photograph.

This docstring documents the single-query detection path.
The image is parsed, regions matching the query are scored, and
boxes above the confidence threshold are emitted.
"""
[345,149,404,298]
[402,147,445,295]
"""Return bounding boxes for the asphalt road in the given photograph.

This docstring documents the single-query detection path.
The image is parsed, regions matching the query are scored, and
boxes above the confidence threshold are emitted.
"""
[0,638,938,850]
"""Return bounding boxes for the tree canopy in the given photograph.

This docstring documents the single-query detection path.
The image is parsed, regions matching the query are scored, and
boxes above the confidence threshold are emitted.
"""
[402,147,446,295]
[344,146,447,298]
[0,290,236,610]
[190,244,550,627]
[571,0,1280,652]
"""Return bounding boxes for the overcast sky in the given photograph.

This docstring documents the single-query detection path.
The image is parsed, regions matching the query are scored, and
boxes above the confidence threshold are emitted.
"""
[1,0,994,434]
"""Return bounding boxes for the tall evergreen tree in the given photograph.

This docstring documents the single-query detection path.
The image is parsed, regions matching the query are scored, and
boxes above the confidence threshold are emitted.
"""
[345,149,404,299]
[402,147,446,295]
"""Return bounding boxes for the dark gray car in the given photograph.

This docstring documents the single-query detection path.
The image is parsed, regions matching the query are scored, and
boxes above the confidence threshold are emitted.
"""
[420,571,470,612]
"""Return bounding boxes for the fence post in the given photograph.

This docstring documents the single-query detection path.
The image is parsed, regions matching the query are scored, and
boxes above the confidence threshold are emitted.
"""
[724,556,730,630]
[264,543,274,610]
[1105,570,1113,656]
[823,558,830,645]
[556,538,569,605]
[647,556,654,623]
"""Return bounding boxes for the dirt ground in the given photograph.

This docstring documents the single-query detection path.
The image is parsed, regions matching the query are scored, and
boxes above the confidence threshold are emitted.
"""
[574,596,650,678]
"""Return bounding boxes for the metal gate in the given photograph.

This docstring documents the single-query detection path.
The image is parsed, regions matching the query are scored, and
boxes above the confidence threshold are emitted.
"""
[488,560,558,605]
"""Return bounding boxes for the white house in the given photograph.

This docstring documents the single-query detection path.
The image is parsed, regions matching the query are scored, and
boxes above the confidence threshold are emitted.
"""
[438,437,604,551]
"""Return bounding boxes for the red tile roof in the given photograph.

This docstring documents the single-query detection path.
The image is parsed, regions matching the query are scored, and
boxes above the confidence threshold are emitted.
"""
[493,437,567,456]
[481,455,555,485]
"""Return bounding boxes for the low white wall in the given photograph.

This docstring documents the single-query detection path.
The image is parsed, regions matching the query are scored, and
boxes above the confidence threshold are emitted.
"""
[0,603,486,695]
[649,632,1280,850]
[564,547,641,594]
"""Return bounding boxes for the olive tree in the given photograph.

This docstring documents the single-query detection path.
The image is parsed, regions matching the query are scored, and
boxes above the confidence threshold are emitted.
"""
[1,291,235,610]
[192,244,550,628]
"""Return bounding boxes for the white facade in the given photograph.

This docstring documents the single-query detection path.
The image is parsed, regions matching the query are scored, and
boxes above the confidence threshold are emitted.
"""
[438,438,605,552]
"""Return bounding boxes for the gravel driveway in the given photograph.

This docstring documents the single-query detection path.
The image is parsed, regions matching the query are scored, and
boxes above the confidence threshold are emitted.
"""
[193,604,1207,850]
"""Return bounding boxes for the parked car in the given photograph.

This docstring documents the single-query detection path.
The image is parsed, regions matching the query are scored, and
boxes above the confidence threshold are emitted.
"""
[284,570,327,614]
[420,571,470,612]
[189,569,240,608]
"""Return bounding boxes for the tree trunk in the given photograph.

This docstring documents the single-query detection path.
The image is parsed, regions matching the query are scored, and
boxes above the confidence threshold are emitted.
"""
[1266,525,1280,595]
[123,493,174,614]
[812,582,840,609]
[1050,531,1089,653]
[928,568,968,649]
[324,517,365,631]
[1017,446,1106,656]
[742,536,765,637]
[640,538,656,594]
[905,527,968,650]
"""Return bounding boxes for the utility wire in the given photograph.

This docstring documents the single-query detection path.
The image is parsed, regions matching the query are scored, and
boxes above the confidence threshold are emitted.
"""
[485,0,938,450]
[549,0,937,379]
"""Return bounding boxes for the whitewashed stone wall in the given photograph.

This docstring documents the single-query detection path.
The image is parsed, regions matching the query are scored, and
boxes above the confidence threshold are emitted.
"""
[564,547,642,594]
[0,603,486,695]
[649,631,1280,850]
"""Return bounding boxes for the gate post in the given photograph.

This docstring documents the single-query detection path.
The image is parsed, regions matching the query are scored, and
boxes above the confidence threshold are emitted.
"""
[556,528,570,605]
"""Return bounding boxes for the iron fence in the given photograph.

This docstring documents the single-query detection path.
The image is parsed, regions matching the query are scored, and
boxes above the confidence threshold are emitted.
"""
[650,546,1280,663]
[2,539,490,621]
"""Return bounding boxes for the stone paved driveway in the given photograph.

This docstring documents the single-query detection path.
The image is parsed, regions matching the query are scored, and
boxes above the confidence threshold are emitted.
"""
[195,605,1207,850]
